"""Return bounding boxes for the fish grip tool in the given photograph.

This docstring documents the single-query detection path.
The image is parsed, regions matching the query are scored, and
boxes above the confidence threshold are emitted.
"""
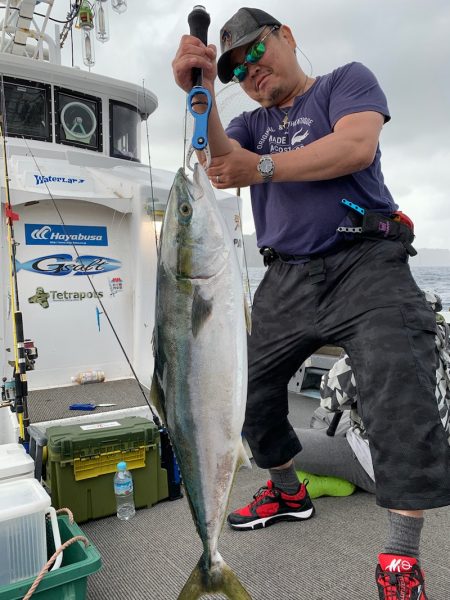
[186,5,212,170]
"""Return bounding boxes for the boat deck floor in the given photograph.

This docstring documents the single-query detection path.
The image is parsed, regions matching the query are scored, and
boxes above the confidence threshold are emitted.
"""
[28,379,450,599]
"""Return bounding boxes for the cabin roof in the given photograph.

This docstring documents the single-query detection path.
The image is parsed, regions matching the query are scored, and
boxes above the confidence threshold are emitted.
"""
[0,53,158,119]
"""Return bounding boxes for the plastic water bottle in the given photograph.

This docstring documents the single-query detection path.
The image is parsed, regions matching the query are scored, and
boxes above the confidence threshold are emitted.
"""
[114,461,136,520]
[71,370,105,384]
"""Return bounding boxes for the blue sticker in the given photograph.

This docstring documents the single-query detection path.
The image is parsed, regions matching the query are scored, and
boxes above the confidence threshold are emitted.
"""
[25,224,108,246]
[16,254,121,276]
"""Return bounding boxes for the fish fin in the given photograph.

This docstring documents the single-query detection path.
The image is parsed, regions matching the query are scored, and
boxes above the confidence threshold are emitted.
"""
[244,296,252,334]
[237,439,252,470]
[178,556,252,600]
[191,285,213,337]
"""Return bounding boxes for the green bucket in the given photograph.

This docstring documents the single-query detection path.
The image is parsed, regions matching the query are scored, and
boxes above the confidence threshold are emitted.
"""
[0,515,102,600]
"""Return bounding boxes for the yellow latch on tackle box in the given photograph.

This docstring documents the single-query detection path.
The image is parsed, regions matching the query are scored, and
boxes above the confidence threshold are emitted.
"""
[73,446,148,481]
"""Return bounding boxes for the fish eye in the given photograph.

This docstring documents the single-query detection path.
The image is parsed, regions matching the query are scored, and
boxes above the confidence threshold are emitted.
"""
[178,202,193,219]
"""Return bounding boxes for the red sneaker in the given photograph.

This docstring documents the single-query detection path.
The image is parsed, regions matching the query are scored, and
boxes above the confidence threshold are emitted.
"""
[376,553,428,599]
[227,480,314,530]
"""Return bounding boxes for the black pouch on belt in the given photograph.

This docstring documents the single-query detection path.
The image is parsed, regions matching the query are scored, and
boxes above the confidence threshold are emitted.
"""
[259,246,277,266]
[353,211,417,256]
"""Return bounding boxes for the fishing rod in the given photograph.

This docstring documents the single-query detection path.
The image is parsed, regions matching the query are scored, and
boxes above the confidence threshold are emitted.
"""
[234,187,253,307]
[0,115,32,446]
[142,79,161,255]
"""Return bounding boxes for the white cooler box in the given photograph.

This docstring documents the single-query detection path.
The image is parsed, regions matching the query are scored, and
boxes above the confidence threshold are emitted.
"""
[0,478,62,586]
[0,443,35,482]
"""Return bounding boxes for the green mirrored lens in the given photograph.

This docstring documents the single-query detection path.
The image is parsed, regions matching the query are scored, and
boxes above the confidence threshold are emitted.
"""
[233,64,247,82]
[247,41,266,63]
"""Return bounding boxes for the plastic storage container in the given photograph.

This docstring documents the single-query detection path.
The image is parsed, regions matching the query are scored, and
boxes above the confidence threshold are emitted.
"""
[0,407,20,444]
[0,443,35,482]
[0,478,62,586]
[0,515,102,600]
[44,416,169,522]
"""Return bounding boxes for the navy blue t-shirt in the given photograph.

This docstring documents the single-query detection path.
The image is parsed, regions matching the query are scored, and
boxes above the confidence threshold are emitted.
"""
[226,62,397,256]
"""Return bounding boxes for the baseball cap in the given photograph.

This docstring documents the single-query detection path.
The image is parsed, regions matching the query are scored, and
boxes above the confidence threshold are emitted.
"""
[217,7,281,83]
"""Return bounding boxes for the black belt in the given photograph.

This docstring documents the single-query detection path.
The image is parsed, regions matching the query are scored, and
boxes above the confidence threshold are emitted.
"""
[259,240,357,267]
[259,247,305,265]
[259,247,327,283]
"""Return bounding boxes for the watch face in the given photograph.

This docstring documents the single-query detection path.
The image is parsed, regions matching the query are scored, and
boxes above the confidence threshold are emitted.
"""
[259,156,274,176]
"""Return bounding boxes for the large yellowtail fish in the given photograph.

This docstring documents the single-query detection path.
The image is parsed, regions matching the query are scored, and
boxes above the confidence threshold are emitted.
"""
[151,165,252,599]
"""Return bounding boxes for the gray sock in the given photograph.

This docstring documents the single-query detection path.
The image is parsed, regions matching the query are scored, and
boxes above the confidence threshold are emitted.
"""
[269,463,300,495]
[384,511,424,560]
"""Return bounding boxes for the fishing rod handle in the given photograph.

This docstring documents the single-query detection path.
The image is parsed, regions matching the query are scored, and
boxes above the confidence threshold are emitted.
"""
[188,5,211,87]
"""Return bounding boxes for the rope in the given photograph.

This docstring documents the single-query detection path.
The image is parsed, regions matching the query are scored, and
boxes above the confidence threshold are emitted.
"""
[22,508,86,600]
[56,507,74,523]
[22,536,89,599]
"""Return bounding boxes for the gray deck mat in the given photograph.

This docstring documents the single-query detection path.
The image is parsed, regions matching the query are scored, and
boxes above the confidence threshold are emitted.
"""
[29,382,450,599]
[28,379,148,422]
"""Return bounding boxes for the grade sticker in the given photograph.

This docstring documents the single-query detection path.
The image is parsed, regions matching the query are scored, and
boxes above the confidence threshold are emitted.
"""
[80,422,121,430]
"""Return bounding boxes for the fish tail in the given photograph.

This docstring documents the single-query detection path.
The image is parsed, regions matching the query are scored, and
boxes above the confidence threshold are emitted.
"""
[178,555,252,600]
[219,562,253,599]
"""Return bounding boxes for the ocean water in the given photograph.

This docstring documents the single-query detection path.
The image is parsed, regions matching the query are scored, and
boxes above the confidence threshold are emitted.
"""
[246,266,450,311]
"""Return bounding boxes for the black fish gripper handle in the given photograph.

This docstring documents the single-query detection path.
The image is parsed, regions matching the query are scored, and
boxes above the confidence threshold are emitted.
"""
[188,5,211,88]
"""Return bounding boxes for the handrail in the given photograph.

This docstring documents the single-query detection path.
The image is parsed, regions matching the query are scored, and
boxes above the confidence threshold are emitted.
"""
[0,0,59,63]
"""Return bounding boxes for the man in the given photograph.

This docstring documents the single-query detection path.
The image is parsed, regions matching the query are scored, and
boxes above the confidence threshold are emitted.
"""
[172,7,450,599]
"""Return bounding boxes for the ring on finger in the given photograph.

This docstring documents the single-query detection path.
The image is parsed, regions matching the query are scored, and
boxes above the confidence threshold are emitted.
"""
[216,175,220,183]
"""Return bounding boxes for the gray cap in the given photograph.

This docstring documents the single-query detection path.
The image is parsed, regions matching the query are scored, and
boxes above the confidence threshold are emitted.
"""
[217,7,281,83]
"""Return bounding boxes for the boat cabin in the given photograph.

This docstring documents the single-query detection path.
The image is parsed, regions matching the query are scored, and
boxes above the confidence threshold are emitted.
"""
[0,54,242,392]
[0,52,156,163]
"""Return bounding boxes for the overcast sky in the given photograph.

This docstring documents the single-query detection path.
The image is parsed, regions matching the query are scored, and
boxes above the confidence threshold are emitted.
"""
[57,0,450,248]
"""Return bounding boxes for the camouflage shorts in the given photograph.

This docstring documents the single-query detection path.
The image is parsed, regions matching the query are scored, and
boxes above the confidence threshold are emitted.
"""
[245,238,450,510]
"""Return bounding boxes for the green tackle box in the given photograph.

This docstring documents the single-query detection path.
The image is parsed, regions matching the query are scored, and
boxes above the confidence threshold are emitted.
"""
[44,416,169,522]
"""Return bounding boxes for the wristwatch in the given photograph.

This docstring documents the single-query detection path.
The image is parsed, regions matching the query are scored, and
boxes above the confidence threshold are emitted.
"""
[257,154,275,182]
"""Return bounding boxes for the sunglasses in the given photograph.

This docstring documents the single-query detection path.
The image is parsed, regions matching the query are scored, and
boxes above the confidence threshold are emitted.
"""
[232,26,279,83]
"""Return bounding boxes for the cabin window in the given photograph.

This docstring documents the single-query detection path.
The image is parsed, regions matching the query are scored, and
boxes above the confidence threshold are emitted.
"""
[55,88,102,151]
[0,78,51,141]
[110,101,141,162]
